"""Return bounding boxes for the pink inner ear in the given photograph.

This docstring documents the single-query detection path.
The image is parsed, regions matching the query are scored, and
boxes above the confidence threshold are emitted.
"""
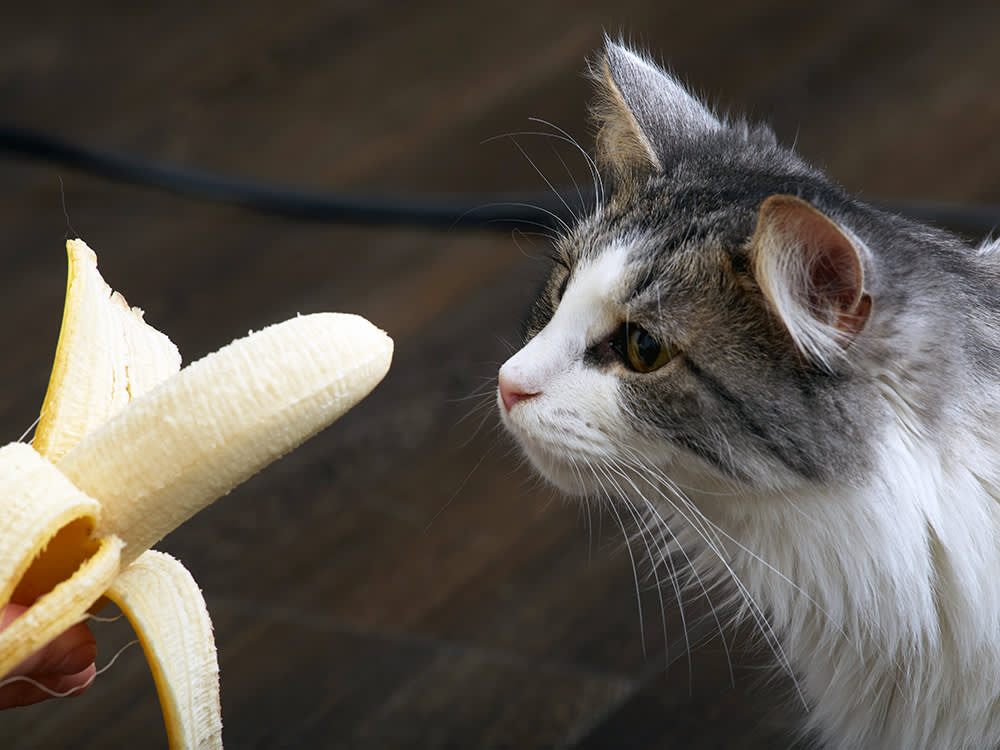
[762,195,872,341]
[807,246,870,340]
[807,233,863,311]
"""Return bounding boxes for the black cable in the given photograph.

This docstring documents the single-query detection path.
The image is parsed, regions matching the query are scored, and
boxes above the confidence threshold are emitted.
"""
[1,123,997,238]
[0,124,586,233]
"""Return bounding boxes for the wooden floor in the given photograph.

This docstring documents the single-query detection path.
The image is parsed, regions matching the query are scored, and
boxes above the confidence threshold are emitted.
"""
[2,2,1000,748]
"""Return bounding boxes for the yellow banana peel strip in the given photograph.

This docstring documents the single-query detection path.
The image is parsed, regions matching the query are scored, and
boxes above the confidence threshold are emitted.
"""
[106,551,222,749]
[33,239,181,462]
[0,239,394,749]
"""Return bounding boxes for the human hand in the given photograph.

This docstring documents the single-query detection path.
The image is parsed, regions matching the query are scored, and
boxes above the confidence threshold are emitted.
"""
[0,604,96,708]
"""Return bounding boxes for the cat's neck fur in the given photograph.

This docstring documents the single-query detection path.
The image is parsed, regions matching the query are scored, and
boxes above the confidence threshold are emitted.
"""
[682,370,1000,749]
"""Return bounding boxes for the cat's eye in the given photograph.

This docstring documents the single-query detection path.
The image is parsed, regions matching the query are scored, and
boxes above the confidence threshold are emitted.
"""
[625,325,677,373]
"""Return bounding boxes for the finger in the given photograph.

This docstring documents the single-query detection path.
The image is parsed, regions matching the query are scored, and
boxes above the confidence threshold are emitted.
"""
[0,601,26,627]
[3,606,97,679]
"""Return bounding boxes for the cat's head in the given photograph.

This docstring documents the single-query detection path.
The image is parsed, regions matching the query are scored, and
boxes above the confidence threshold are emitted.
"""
[497,40,926,503]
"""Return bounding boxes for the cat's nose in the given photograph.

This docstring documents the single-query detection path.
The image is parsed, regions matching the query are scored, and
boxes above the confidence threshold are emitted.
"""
[498,372,538,412]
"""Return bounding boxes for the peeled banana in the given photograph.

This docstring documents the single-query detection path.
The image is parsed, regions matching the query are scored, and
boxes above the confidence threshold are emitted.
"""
[0,239,393,748]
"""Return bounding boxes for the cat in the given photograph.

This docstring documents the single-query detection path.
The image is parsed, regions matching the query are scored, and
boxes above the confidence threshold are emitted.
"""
[497,39,1000,750]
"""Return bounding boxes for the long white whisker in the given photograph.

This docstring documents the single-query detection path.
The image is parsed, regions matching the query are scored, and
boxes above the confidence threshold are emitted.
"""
[475,201,570,235]
[484,126,601,197]
[546,140,585,222]
[666,493,804,704]
[620,456,737,689]
[527,118,605,211]
[506,137,576,229]
[601,460,684,678]
[426,446,494,529]
[636,450,858,658]
[452,198,567,237]
[618,450,806,705]
[510,226,560,252]
[594,466,648,658]
[490,217,561,242]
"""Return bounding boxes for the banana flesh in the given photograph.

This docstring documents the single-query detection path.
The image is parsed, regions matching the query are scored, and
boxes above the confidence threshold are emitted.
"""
[61,311,393,569]
[0,239,393,748]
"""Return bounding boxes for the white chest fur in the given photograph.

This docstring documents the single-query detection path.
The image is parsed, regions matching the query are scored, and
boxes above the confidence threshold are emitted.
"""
[714,420,1000,750]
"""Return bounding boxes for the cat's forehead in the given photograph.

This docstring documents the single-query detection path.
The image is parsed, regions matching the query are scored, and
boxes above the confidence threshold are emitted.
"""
[582,132,835,247]
[564,198,726,305]
[561,240,634,310]
[569,162,844,283]
[571,181,744,266]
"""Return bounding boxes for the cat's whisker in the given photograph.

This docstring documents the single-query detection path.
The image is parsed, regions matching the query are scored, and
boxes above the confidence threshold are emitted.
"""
[484,125,603,216]
[622,455,804,704]
[474,212,562,241]
[565,456,598,558]
[449,377,506,448]
[588,461,649,658]
[602,460,689,680]
[426,446,496,530]
[494,336,520,357]
[603,489,648,659]
[455,404,503,449]
[475,202,570,236]
[675,518,804,705]
[453,404,494,435]
[601,453,742,690]
[580,463,606,551]
[614,451,735,686]
[510,227,560,257]
[450,385,499,412]
[599,462,670,598]
[583,493,596,561]
[448,377,502,404]
[527,117,604,212]
[654,497,831,711]
[544,139,585,223]
[669,482,860,661]
[618,447,729,552]
[503,136,577,231]
[600,451,788,699]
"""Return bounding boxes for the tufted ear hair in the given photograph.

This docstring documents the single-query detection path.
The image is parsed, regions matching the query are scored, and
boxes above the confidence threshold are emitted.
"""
[751,194,873,370]
[590,39,722,181]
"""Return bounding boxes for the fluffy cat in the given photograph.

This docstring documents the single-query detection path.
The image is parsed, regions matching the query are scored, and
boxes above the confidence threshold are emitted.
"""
[497,39,1000,750]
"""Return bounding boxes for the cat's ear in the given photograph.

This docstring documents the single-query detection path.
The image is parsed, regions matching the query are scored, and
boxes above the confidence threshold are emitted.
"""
[591,39,722,180]
[751,194,873,369]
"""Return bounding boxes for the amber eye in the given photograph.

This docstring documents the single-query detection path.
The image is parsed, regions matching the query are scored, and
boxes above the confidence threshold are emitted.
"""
[625,325,677,373]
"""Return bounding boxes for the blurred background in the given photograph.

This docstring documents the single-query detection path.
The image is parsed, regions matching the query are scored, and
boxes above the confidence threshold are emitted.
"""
[2,2,999,748]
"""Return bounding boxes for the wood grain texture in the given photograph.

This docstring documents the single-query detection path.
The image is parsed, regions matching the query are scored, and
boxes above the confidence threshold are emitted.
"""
[1,1,998,747]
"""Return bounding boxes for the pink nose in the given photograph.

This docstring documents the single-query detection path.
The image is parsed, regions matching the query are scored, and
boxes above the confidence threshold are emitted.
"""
[498,372,538,412]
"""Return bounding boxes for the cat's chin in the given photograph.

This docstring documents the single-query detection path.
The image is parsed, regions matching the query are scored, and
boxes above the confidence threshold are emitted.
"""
[505,436,589,496]
[527,455,596,497]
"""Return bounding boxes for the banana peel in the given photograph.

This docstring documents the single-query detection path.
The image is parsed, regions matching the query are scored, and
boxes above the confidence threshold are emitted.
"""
[0,239,394,748]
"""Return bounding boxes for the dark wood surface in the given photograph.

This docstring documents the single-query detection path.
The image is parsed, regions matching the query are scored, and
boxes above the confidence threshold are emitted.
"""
[2,2,999,748]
